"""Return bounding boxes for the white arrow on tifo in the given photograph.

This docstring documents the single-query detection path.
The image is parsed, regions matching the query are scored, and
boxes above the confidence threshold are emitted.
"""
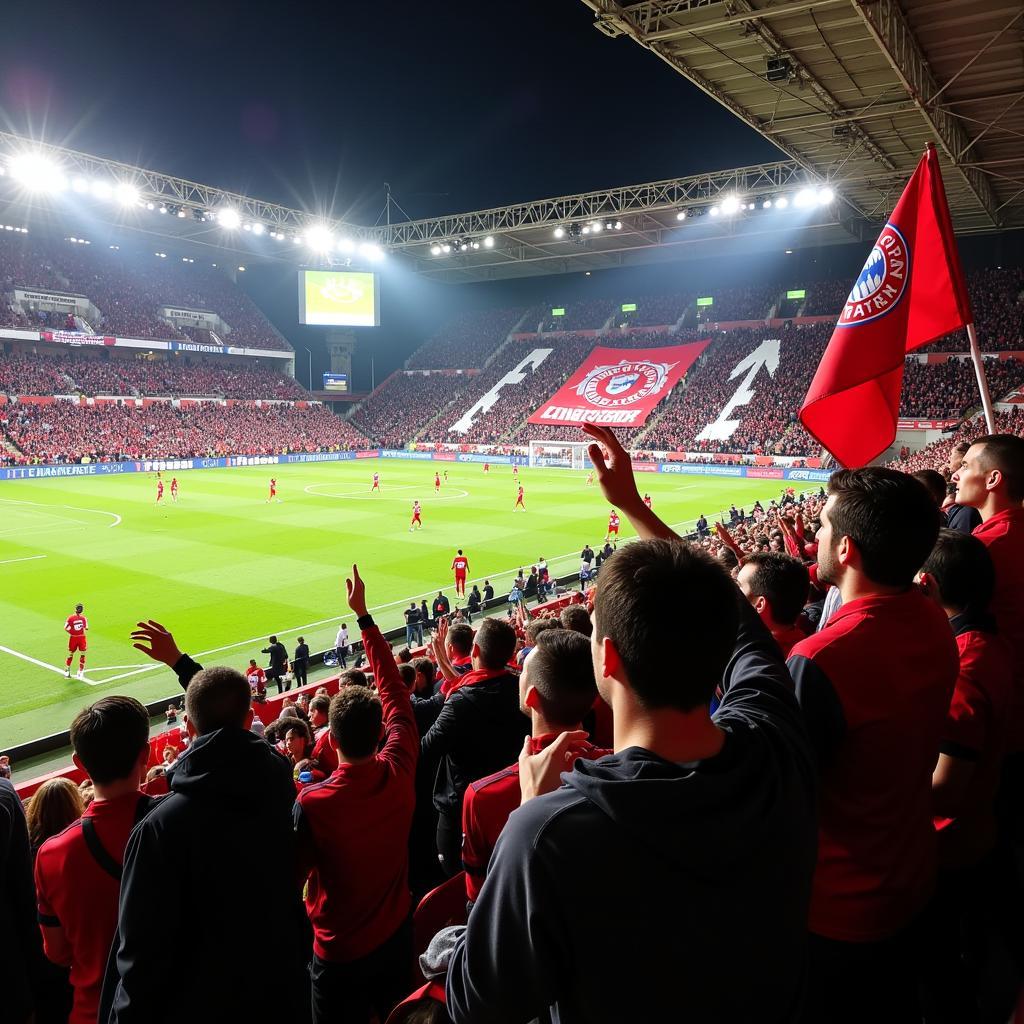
[696,338,781,442]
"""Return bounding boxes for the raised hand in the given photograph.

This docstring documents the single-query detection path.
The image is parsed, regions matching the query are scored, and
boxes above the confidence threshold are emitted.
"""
[518,730,591,805]
[131,620,183,667]
[346,564,368,617]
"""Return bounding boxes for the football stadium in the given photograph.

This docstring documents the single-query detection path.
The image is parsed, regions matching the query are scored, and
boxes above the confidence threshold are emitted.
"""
[4,2,1024,1021]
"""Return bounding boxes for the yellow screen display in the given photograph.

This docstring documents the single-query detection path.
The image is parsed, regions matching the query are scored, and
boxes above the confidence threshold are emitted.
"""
[299,270,379,327]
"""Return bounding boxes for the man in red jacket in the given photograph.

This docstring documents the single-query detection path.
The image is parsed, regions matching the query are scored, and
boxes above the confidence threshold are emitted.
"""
[294,565,418,1024]
[462,628,611,904]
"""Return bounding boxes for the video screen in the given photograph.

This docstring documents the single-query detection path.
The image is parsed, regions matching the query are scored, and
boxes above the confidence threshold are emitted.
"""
[299,270,379,327]
[322,373,349,392]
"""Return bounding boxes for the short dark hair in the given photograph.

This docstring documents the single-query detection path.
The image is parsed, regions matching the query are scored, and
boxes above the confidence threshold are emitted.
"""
[921,528,996,614]
[329,687,382,759]
[525,617,560,645]
[911,469,947,507]
[396,646,413,664]
[75,603,83,613]
[972,434,1024,502]
[525,629,597,728]
[827,467,940,587]
[339,668,369,688]
[718,546,739,571]
[448,623,474,657]
[184,666,251,735]
[594,540,738,712]
[284,719,313,745]
[309,695,331,717]
[397,663,417,689]
[741,552,809,625]
[70,696,150,785]
[412,657,435,688]
[474,617,516,670]
[269,635,278,643]
[559,604,593,637]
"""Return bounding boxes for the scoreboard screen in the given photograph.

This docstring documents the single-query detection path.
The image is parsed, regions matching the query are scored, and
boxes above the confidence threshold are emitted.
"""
[322,373,349,392]
[299,270,379,327]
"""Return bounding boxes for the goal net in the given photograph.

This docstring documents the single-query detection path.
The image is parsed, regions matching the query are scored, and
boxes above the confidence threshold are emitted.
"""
[528,439,592,470]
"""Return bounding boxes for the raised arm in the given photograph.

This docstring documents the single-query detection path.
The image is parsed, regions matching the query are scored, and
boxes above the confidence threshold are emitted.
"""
[130,620,201,691]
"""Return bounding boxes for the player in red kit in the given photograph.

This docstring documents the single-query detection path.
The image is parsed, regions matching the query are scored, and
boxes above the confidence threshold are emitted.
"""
[435,472,441,494]
[64,603,88,679]
[371,472,380,492]
[410,500,423,531]
[514,485,526,511]
[267,477,280,503]
[452,549,470,597]
[170,477,179,503]
[155,479,164,504]
[606,510,621,542]
[483,462,490,474]
[643,494,652,509]
[513,464,519,480]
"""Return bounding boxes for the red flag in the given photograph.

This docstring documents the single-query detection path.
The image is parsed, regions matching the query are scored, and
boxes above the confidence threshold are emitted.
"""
[799,144,972,467]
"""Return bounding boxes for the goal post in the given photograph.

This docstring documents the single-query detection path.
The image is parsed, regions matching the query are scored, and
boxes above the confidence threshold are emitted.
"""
[528,439,592,470]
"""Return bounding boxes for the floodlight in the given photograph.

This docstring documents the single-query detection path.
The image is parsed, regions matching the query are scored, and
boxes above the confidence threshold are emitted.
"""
[442,243,451,253]
[91,180,113,200]
[159,205,168,214]
[72,177,89,193]
[238,266,246,272]
[613,221,622,230]
[472,241,480,249]
[243,223,252,232]
[582,226,590,235]
[554,226,565,239]
[775,196,789,210]
[337,237,355,253]
[115,182,139,206]
[721,195,741,215]
[591,221,603,233]
[817,187,834,205]
[430,244,441,256]
[251,222,265,235]
[146,202,155,211]
[709,206,720,217]
[794,188,815,208]
[8,153,67,192]
[762,200,772,209]
[359,242,384,261]
[676,210,687,221]
[483,235,494,248]
[218,207,242,229]
[177,209,186,218]
[306,224,333,251]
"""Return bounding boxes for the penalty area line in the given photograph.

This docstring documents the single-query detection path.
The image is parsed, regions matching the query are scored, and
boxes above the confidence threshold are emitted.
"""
[0,555,47,566]
[0,645,69,677]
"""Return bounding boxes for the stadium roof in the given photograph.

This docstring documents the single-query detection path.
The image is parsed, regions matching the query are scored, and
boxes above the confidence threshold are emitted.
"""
[0,0,1019,284]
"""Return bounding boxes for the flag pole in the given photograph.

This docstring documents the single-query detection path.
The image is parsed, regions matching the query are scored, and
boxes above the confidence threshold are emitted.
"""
[965,321,997,432]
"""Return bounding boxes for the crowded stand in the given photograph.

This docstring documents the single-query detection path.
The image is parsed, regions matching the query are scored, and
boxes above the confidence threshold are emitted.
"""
[695,283,778,322]
[618,290,693,327]
[8,421,1024,1024]
[405,308,521,369]
[541,298,616,332]
[901,357,1024,419]
[0,401,369,463]
[0,234,291,351]
[0,347,307,400]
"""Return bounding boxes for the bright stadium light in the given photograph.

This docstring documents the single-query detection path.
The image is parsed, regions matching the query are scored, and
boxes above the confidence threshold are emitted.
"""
[676,210,687,221]
[72,176,89,193]
[775,196,789,210]
[591,221,603,233]
[217,207,241,229]
[159,204,168,214]
[613,221,622,230]
[337,237,356,254]
[554,226,565,239]
[115,182,139,206]
[442,243,451,253]
[91,179,113,200]
[238,265,246,272]
[762,199,772,209]
[251,222,265,235]
[8,153,67,192]
[721,195,741,215]
[709,206,720,217]
[430,244,442,256]
[360,242,385,262]
[483,235,494,248]
[176,209,186,218]
[817,187,835,205]
[306,224,334,251]
[795,188,816,208]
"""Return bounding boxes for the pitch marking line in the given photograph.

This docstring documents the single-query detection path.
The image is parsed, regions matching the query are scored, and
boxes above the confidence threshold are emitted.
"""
[0,555,47,566]
[0,645,68,677]
[0,498,121,529]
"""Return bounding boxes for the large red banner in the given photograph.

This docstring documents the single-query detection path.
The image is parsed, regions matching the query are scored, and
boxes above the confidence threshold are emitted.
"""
[527,341,708,427]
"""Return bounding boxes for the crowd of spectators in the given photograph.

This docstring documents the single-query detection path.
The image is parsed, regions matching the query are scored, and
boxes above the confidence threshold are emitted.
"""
[7,423,1024,1024]
[541,298,616,332]
[0,347,307,400]
[406,309,521,369]
[617,291,693,328]
[350,372,476,448]
[0,235,291,351]
[891,407,1024,475]
[695,284,778,322]
[901,357,1024,419]
[0,401,369,464]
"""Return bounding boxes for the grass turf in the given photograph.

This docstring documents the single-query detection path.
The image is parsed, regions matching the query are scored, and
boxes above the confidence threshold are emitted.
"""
[0,459,785,747]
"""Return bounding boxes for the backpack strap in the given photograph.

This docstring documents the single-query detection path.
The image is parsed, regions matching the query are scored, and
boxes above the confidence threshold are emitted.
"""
[80,793,158,882]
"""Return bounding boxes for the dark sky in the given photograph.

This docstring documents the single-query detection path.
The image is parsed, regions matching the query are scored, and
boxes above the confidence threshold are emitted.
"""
[0,0,781,224]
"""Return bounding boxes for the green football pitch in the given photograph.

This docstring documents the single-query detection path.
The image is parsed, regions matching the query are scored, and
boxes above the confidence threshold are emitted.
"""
[0,459,785,747]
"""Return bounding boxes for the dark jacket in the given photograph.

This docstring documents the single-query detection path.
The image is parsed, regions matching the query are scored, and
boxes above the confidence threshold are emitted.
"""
[293,642,310,665]
[103,728,310,1023]
[421,673,527,818]
[1,778,45,1024]
[262,641,288,671]
[467,591,482,614]
[447,603,817,1024]
[433,595,451,619]
[946,502,982,535]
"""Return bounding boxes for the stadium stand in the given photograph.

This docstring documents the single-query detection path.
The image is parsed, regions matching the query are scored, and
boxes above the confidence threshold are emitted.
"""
[0,234,292,350]
[405,308,521,369]
[541,298,616,332]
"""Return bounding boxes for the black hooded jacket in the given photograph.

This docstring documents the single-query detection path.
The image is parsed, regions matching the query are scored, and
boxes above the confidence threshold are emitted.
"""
[447,602,817,1024]
[103,727,309,1023]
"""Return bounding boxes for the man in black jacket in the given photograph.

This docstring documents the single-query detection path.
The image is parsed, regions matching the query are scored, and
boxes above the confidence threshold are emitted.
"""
[293,636,310,688]
[421,616,525,876]
[445,424,816,1024]
[104,625,310,1023]
[262,634,290,694]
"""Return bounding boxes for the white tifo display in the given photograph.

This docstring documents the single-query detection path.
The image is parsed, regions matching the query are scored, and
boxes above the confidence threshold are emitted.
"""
[528,440,592,470]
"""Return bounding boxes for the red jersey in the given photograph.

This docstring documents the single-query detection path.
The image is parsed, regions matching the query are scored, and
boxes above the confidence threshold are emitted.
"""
[973,508,1024,749]
[246,666,267,694]
[65,614,88,636]
[462,735,611,902]
[412,502,421,517]
[373,474,379,483]
[35,793,150,1024]
[608,514,620,530]
[452,556,469,574]
[295,620,417,962]
[170,478,178,492]
[517,486,524,498]
[435,475,441,485]
[156,482,163,495]
[643,496,652,509]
